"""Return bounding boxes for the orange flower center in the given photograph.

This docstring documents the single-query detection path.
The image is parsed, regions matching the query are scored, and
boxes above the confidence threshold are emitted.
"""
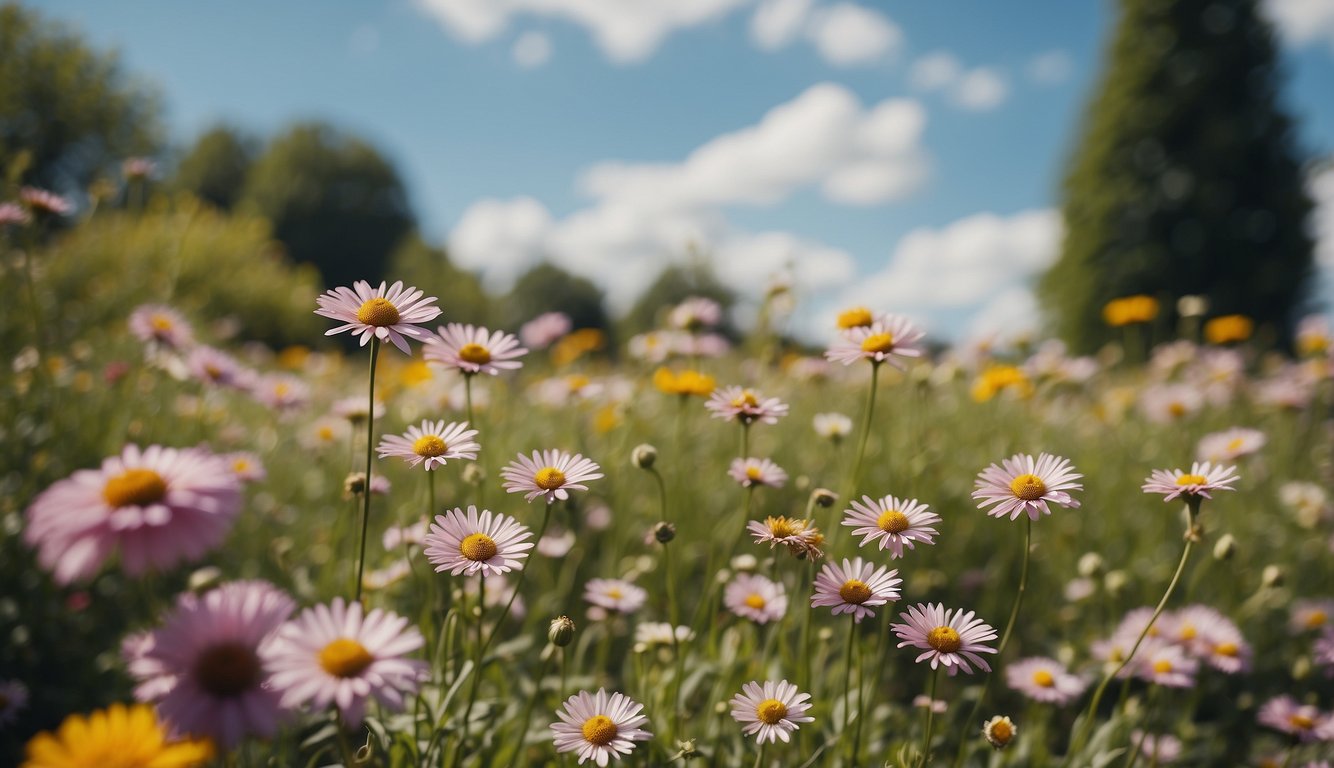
[458,343,492,365]
[839,579,872,604]
[581,715,618,745]
[356,297,400,327]
[927,626,962,653]
[1033,669,1055,688]
[877,509,910,533]
[535,467,566,490]
[103,468,168,508]
[1290,714,1315,731]
[744,594,766,610]
[860,332,895,354]
[460,533,498,562]
[413,435,448,458]
[987,718,1014,745]
[318,638,374,678]
[756,698,788,725]
[1010,473,1047,501]
[1305,610,1328,629]
[193,642,262,698]
[1214,642,1238,657]
[1177,624,1197,641]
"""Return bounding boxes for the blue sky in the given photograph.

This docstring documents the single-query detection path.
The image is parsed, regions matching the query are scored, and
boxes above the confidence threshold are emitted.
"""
[34,0,1334,340]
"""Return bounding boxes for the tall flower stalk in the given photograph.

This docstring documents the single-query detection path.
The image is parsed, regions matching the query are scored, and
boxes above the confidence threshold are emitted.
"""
[353,337,380,603]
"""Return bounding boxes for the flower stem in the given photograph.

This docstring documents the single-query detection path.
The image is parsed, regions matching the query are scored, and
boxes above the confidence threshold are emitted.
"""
[752,743,767,768]
[919,666,940,768]
[843,616,856,747]
[353,336,380,604]
[839,362,881,548]
[507,644,554,768]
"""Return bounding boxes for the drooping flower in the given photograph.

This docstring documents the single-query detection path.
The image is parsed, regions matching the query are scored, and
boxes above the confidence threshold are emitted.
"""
[1005,657,1087,705]
[730,680,814,744]
[583,578,647,614]
[315,280,441,354]
[377,420,480,471]
[1142,462,1239,503]
[550,688,652,766]
[24,444,243,584]
[501,449,604,504]
[706,386,789,425]
[892,602,998,674]
[422,506,533,577]
[729,457,787,489]
[22,703,213,768]
[724,573,788,624]
[129,304,194,350]
[825,315,926,368]
[811,557,901,623]
[972,452,1083,521]
[425,322,527,375]
[842,494,941,558]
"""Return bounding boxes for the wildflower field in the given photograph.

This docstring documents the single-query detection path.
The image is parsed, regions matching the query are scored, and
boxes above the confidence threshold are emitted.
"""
[2,196,1333,768]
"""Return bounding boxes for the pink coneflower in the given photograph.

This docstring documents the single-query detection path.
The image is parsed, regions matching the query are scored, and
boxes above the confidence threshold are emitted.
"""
[1134,641,1197,688]
[521,311,573,349]
[377,420,479,471]
[24,444,242,584]
[0,202,30,227]
[583,578,647,614]
[811,557,901,623]
[1291,599,1334,634]
[842,494,941,558]
[705,386,789,425]
[550,688,652,766]
[314,280,441,354]
[729,457,787,489]
[892,602,998,674]
[972,453,1083,521]
[186,346,250,391]
[221,452,265,483]
[252,374,309,412]
[422,506,533,577]
[262,598,427,726]
[501,449,603,504]
[0,679,28,728]
[126,581,294,747]
[730,679,814,745]
[425,322,527,376]
[1131,731,1182,764]
[1142,462,1239,502]
[129,304,194,350]
[20,186,73,216]
[1257,695,1332,742]
[1196,428,1266,463]
[825,315,925,369]
[1005,657,1087,705]
[725,573,788,624]
[669,296,723,331]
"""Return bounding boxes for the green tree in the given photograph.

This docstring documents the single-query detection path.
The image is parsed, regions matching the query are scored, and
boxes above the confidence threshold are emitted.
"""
[386,233,491,325]
[173,125,256,210]
[1040,0,1315,352]
[621,260,736,338]
[0,3,162,192]
[238,122,414,289]
[505,262,609,333]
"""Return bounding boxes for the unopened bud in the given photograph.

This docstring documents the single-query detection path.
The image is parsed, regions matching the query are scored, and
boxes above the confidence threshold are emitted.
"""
[653,522,676,543]
[1292,656,1312,680]
[187,566,222,594]
[1213,534,1237,561]
[548,615,576,647]
[674,740,698,760]
[632,444,658,469]
[1104,570,1128,595]
[343,472,368,496]
[462,463,485,486]
[1077,552,1104,577]
[812,488,838,508]
[1262,565,1284,588]
[730,554,757,572]
[354,744,372,764]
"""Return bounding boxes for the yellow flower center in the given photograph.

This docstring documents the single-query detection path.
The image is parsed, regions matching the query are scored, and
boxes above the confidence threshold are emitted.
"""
[877,509,910,534]
[1214,642,1239,657]
[103,468,168,508]
[767,517,800,538]
[860,332,895,354]
[1032,669,1055,688]
[756,698,788,725]
[413,435,448,458]
[744,594,766,610]
[232,459,251,473]
[1009,473,1047,501]
[458,343,492,365]
[731,391,760,409]
[1177,624,1197,641]
[987,718,1014,745]
[150,314,174,332]
[1226,437,1244,452]
[1306,610,1328,629]
[460,533,498,562]
[927,626,962,653]
[837,307,874,329]
[356,297,401,327]
[1176,474,1207,486]
[193,642,262,698]
[1168,401,1187,418]
[581,714,618,745]
[745,466,763,482]
[606,588,624,600]
[318,426,335,441]
[319,638,374,678]
[1290,714,1315,730]
[839,579,873,605]
[535,467,566,490]
[1152,659,1173,674]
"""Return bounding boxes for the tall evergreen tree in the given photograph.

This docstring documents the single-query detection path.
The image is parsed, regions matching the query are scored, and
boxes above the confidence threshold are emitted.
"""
[1040,0,1315,352]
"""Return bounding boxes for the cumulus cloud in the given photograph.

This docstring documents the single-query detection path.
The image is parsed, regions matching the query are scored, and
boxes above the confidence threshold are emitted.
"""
[512,31,552,67]
[448,197,554,291]
[748,0,901,67]
[1027,49,1073,84]
[1264,0,1334,50]
[907,50,1009,111]
[909,51,963,91]
[749,0,812,50]
[951,68,1008,111]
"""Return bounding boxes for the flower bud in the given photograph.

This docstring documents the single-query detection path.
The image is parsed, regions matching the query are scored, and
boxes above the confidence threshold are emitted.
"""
[632,443,658,469]
[1077,552,1104,577]
[1261,564,1284,588]
[1104,570,1128,595]
[1213,534,1236,561]
[343,472,368,496]
[653,522,676,543]
[548,615,576,647]
[187,566,222,594]
[812,488,838,508]
[730,554,757,572]
[462,463,485,486]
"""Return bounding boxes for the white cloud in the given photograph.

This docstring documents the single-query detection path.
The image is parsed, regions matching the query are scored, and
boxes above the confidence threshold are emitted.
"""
[1264,0,1334,50]
[968,286,1042,340]
[806,3,902,66]
[749,0,812,50]
[448,197,553,291]
[512,31,552,67]
[909,51,962,91]
[1027,49,1073,84]
[413,0,750,63]
[907,51,1008,111]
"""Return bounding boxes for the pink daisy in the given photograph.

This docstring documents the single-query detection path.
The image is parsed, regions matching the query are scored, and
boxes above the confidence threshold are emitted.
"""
[221,452,266,483]
[824,315,925,368]
[1133,641,1198,688]
[20,186,73,216]
[422,506,533,577]
[501,449,603,504]
[126,581,294,747]
[377,420,479,471]
[1290,599,1334,633]
[730,679,814,745]
[810,557,901,623]
[1142,462,1239,502]
[972,453,1083,521]
[705,386,789,425]
[1195,428,1266,463]
[1314,629,1334,670]
[24,444,242,584]
[314,280,441,354]
[1131,731,1182,764]
[252,374,309,412]
[842,494,941,558]
[669,296,723,330]
[186,346,251,391]
[520,311,573,350]
[425,322,527,375]
[1162,605,1250,673]
[0,201,30,227]
[892,602,998,674]
[262,598,427,726]
[746,516,824,560]
[583,578,647,614]
[129,304,194,350]
[1257,695,1333,742]
[728,457,788,489]
[550,688,652,766]
[724,573,788,624]
[1005,657,1087,706]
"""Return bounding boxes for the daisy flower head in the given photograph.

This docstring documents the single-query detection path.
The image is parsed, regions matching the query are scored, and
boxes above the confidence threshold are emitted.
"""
[811,557,901,623]
[746,516,823,559]
[729,457,787,489]
[0,201,30,227]
[221,451,265,483]
[892,602,998,674]
[825,314,925,369]
[426,322,528,375]
[1162,605,1250,673]
[331,395,385,425]
[423,506,533,577]
[1132,732,1182,764]
[262,598,427,727]
[842,494,941,558]
[129,304,194,350]
[669,296,723,331]
[20,186,73,216]
[520,311,573,349]
[126,581,295,748]
[633,623,694,647]
[23,444,243,584]
[502,449,603,503]
[836,305,877,330]
[813,412,853,442]
[1314,629,1334,670]
[1005,657,1087,706]
[186,345,251,391]
[0,679,28,728]
[983,715,1016,749]
[730,679,814,745]
[972,452,1083,521]
[584,578,647,614]
[1196,428,1266,463]
[705,385,789,425]
[724,573,788,624]
[377,420,479,471]
[22,703,213,768]
[1291,599,1334,634]
[1257,695,1332,742]
[1134,641,1198,688]
[252,374,310,412]
[314,280,441,354]
[550,688,651,766]
[1142,462,1239,503]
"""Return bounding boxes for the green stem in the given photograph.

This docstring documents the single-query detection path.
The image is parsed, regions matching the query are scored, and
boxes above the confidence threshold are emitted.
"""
[843,616,856,747]
[457,571,486,766]
[919,666,940,768]
[852,616,866,766]
[839,362,881,548]
[741,421,751,459]
[353,337,380,604]
[752,743,767,768]
[507,645,554,768]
